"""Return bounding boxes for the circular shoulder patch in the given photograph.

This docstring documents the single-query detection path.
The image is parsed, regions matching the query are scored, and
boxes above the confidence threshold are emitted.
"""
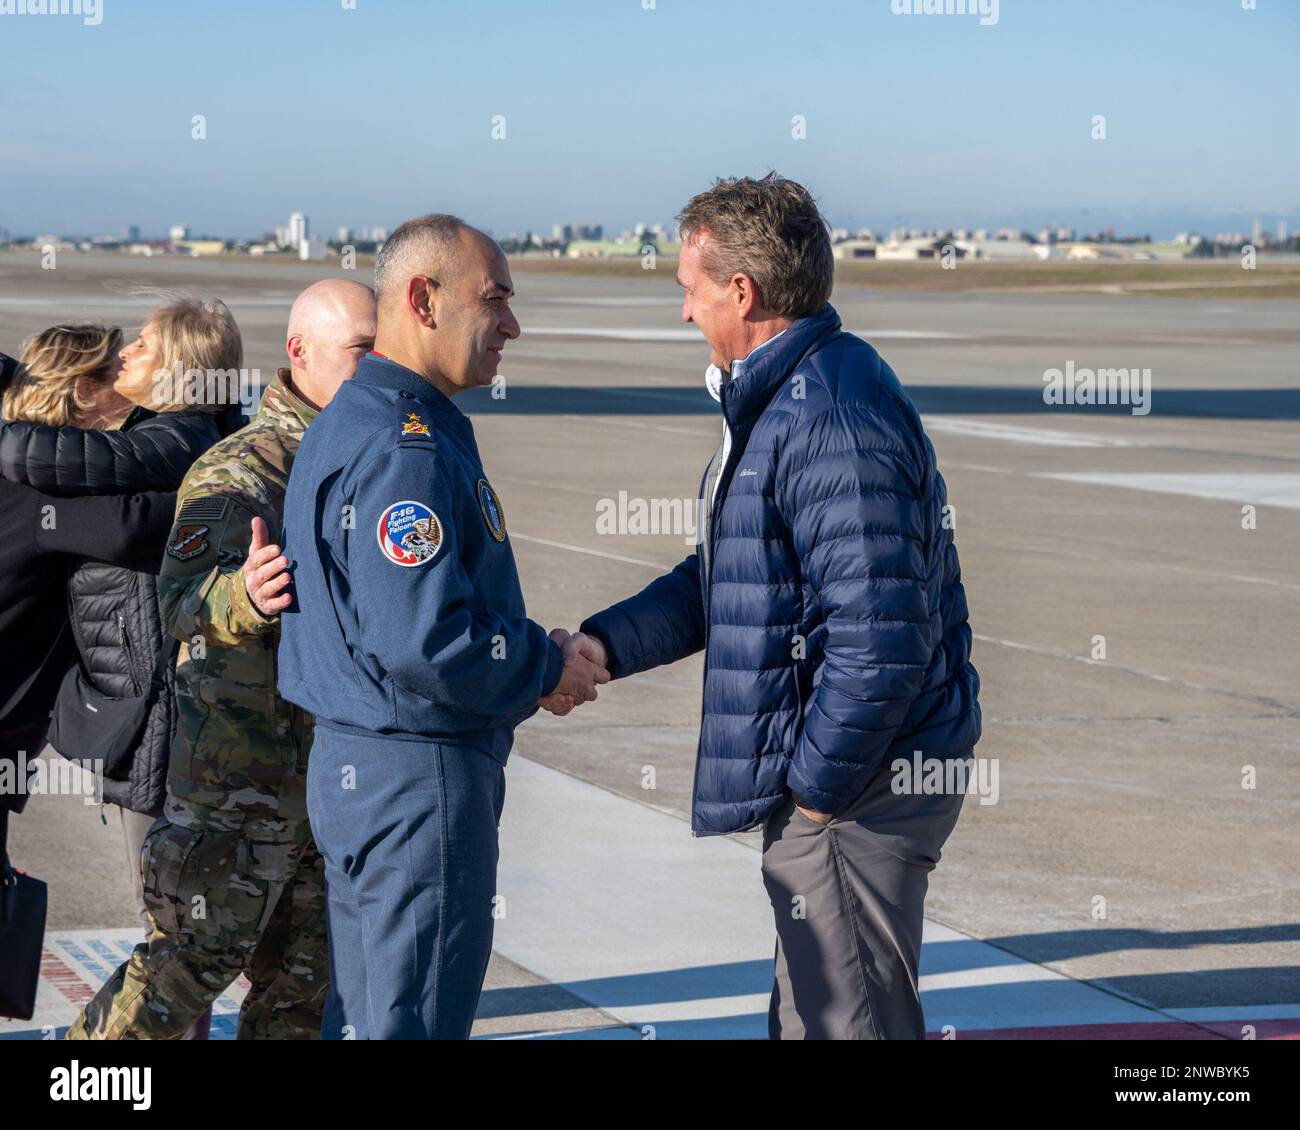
[376,500,444,567]
[476,479,507,543]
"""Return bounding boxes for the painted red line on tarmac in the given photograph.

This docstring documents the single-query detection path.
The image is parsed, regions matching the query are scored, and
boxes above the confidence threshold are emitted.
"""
[928,1018,1300,1040]
[39,949,95,1005]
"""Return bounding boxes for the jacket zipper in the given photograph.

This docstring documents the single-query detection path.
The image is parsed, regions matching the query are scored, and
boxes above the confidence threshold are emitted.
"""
[118,614,142,696]
[691,386,742,835]
[688,319,840,835]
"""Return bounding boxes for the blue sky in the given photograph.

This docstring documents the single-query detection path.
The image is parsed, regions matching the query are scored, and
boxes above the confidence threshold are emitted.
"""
[2,0,1296,239]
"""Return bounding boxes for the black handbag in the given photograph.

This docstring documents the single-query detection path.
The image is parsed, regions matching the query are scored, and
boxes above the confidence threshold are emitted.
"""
[46,627,177,782]
[0,808,48,1020]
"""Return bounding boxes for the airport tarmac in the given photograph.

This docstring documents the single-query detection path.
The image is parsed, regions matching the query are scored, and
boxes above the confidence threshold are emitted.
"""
[1,253,1296,1038]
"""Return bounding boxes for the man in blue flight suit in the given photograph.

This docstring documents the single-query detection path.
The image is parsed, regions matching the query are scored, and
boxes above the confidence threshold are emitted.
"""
[278,214,609,1039]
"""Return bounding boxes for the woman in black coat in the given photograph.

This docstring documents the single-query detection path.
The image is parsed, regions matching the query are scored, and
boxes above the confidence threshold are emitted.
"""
[0,478,178,812]
[0,335,177,812]
[0,302,244,945]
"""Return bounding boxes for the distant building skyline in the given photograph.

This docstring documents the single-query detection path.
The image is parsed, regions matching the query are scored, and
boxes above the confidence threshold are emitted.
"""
[12,210,1297,250]
[2,2,1294,242]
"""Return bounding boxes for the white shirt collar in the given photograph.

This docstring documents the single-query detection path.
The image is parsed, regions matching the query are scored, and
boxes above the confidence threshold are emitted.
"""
[704,327,789,403]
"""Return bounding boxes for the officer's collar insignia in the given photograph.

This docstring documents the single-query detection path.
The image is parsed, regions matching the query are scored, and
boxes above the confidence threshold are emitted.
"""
[167,523,210,561]
[401,412,431,436]
[377,500,443,567]
[476,479,506,543]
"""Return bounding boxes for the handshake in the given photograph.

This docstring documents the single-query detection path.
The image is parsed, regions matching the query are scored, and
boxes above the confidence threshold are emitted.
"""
[538,629,611,716]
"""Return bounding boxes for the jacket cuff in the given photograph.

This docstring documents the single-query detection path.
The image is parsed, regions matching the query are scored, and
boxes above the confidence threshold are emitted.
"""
[577,617,621,680]
[227,570,278,637]
[785,758,854,818]
[541,637,565,697]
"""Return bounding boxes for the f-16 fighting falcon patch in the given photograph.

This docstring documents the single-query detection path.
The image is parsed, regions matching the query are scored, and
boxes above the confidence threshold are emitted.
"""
[377,500,443,567]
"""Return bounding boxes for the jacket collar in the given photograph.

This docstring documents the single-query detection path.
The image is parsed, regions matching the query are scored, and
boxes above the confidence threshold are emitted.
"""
[258,368,318,436]
[121,402,245,436]
[704,326,789,405]
[353,352,466,422]
[719,304,842,426]
[121,405,156,430]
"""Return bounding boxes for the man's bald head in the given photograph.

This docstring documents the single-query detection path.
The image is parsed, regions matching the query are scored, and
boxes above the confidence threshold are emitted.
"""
[284,278,377,409]
[288,277,376,337]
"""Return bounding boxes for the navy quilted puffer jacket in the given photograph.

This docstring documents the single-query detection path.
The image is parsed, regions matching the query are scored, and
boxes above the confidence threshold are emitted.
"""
[581,304,981,836]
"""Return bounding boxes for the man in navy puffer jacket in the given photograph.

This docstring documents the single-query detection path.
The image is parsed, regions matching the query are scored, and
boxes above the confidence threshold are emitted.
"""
[549,174,981,1039]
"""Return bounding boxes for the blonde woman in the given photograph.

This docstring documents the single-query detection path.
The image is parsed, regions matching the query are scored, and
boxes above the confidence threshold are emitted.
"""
[0,300,244,1039]
[0,324,159,773]
[2,332,178,976]
[2,299,245,492]
[1,323,132,429]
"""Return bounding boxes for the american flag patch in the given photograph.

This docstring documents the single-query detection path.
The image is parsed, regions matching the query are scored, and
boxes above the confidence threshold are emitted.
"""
[178,495,230,522]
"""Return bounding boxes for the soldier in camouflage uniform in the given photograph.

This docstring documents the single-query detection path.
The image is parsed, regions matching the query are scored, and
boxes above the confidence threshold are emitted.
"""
[67,280,377,1040]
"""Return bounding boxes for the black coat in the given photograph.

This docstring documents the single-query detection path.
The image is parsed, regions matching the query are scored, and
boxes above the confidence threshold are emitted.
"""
[0,480,177,813]
[0,401,241,812]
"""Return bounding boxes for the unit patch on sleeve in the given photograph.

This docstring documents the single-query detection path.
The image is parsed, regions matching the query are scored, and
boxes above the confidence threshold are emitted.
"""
[167,524,211,561]
[377,500,444,567]
[476,479,507,543]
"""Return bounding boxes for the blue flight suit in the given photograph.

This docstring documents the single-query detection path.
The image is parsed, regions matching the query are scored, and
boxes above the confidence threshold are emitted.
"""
[278,353,563,1039]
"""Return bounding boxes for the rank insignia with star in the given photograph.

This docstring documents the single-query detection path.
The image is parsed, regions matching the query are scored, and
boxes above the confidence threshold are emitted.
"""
[401,412,430,436]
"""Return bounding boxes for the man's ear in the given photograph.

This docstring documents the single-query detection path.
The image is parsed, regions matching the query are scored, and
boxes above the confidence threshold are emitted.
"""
[286,333,306,370]
[732,272,760,319]
[406,276,439,329]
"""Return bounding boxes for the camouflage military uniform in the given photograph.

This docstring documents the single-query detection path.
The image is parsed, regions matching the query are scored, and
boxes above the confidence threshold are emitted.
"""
[67,370,327,1041]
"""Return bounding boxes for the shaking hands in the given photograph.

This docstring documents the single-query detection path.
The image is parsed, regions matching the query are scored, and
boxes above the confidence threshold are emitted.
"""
[539,629,611,716]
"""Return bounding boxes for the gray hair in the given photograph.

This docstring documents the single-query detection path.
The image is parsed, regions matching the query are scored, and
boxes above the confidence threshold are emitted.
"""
[677,173,833,318]
[373,213,472,308]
